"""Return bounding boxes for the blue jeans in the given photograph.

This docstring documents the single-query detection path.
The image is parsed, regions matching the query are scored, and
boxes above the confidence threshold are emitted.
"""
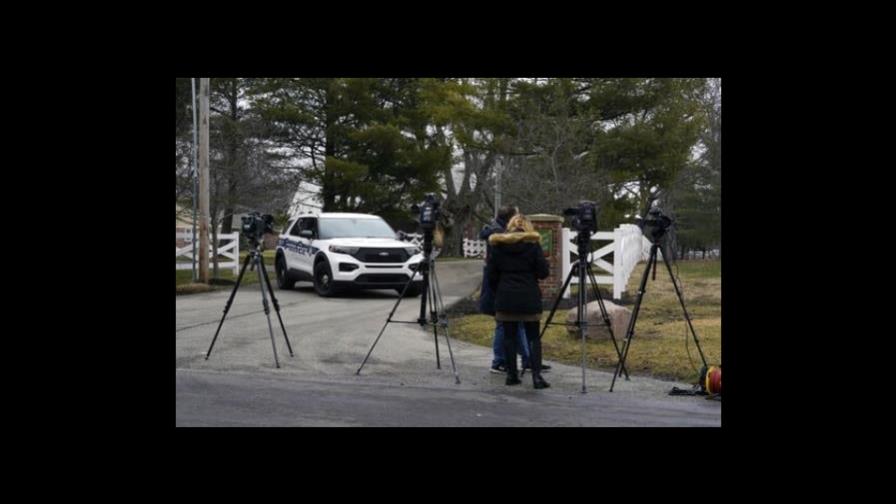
[492,321,531,368]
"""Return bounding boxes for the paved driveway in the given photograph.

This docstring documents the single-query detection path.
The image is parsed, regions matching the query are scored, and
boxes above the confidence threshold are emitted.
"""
[176,260,721,426]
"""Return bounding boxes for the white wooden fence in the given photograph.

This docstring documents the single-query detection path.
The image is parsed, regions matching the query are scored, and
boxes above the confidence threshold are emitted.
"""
[175,230,240,275]
[458,224,648,300]
[463,238,487,258]
[399,233,483,258]
[562,224,651,300]
[399,232,442,258]
[401,232,424,248]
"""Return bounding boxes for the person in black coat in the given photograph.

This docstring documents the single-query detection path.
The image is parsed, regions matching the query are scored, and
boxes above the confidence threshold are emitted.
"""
[487,214,551,388]
[479,206,532,373]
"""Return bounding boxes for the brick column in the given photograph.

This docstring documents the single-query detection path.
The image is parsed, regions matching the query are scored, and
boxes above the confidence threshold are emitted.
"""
[528,214,564,303]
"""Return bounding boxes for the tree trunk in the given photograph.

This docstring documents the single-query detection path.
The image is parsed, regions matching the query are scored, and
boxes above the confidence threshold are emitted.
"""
[221,208,234,234]
[448,226,464,257]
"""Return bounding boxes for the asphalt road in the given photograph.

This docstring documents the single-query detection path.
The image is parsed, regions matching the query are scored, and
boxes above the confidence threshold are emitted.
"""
[175,260,721,427]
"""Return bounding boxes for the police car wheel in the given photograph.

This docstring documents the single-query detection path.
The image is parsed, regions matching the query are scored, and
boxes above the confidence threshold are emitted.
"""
[313,261,339,297]
[276,255,295,290]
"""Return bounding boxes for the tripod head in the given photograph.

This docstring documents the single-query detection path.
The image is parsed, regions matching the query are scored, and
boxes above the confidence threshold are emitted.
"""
[572,229,594,268]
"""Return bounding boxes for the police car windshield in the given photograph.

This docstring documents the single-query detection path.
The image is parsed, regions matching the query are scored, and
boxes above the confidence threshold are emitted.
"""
[318,217,396,239]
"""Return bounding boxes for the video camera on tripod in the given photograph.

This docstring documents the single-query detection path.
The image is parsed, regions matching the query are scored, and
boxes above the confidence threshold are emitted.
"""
[356,192,460,383]
[610,205,714,393]
[206,210,293,368]
[411,193,441,232]
[636,207,673,241]
[241,212,275,247]
[563,200,599,234]
[543,199,630,392]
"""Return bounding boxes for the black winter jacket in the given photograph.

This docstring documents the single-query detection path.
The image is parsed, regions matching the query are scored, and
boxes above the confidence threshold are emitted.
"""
[477,218,507,315]
[486,232,550,314]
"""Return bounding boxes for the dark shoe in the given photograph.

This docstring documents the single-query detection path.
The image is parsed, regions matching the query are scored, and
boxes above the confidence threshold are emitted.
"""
[506,371,521,386]
[532,373,551,389]
[490,364,507,374]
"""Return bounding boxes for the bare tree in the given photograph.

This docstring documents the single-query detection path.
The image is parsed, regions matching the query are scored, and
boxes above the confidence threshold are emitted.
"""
[500,79,611,215]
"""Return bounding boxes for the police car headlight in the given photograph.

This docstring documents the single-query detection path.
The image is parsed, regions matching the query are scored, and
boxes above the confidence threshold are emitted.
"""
[329,245,359,255]
[404,247,420,256]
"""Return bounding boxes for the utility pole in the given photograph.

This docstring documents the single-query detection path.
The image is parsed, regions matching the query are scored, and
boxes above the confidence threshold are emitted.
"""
[190,78,199,282]
[198,78,210,283]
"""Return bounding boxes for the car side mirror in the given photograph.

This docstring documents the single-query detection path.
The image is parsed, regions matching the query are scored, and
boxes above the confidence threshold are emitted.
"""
[299,230,313,238]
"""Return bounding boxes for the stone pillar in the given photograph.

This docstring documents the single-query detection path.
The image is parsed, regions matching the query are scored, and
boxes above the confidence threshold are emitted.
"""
[528,214,564,303]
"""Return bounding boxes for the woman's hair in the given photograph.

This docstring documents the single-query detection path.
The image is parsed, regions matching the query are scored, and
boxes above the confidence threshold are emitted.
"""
[506,214,534,233]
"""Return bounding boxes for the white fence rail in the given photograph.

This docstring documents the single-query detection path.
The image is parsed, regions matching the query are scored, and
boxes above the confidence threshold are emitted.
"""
[401,233,485,258]
[400,232,424,248]
[175,230,240,275]
[399,232,442,258]
[562,224,650,300]
[463,238,487,258]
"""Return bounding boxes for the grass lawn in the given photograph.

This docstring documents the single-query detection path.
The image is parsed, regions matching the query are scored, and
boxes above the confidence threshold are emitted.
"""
[451,259,721,382]
[176,251,277,295]
[239,249,276,265]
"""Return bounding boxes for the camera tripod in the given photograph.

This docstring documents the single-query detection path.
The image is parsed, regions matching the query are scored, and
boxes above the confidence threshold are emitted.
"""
[356,230,460,384]
[204,242,294,368]
[609,231,708,392]
[540,230,630,393]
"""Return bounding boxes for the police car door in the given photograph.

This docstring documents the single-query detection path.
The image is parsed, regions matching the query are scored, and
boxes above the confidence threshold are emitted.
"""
[295,217,317,275]
[283,218,305,271]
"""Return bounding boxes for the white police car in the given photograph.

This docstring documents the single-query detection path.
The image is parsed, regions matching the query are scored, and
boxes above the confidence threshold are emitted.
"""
[274,212,424,297]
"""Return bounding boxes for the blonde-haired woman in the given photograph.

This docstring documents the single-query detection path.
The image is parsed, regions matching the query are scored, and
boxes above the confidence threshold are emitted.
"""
[486,214,551,388]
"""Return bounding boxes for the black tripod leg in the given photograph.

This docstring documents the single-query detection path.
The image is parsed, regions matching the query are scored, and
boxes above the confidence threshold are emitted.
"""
[356,269,419,375]
[519,266,573,378]
[258,259,294,357]
[205,252,253,360]
[659,250,709,369]
[255,255,281,368]
[578,257,588,393]
[428,264,441,369]
[431,266,460,384]
[585,264,629,380]
[539,266,577,340]
[419,262,429,324]
[610,243,658,392]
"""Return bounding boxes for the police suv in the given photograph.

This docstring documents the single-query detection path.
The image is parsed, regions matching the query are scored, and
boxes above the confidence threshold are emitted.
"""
[274,213,424,297]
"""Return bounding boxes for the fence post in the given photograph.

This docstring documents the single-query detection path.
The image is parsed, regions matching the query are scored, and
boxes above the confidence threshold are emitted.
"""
[613,226,623,300]
[561,227,571,299]
[233,232,240,276]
